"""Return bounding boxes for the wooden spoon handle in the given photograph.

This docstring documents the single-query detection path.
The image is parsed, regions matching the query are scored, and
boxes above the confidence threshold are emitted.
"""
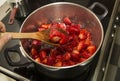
[0,32,35,39]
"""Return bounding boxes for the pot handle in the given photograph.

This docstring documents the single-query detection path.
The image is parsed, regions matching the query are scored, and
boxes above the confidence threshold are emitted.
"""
[4,45,62,71]
[4,44,32,66]
[88,2,108,20]
[8,5,18,24]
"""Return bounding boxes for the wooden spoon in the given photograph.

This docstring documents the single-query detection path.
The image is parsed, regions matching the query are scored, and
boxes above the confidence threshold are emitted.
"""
[0,29,60,46]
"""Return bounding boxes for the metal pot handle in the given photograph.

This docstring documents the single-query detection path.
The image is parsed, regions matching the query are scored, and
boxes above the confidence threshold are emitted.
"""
[4,44,61,71]
[4,44,32,66]
[89,2,108,20]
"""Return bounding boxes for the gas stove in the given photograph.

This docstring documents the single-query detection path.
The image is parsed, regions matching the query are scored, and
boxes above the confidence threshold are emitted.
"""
[0,0,119,81]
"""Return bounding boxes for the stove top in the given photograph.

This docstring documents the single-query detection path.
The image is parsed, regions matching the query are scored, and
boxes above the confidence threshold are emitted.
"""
[0,0,118,81]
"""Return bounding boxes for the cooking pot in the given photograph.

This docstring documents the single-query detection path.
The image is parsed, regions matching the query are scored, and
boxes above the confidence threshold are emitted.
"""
[6,2,108,79]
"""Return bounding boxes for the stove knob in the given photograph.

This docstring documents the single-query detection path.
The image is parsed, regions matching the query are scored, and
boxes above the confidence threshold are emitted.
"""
[113,24,117,28]
[116,16,119,21]
[115,15,120,25]
[111,33,115,38]
[102,67,105,72]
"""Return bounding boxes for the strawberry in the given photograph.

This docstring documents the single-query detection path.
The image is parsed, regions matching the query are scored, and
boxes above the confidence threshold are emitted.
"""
[31,48,38,56]
[39,50,47,60]
[47,56,55,65]
[57,23,67,30]
[38,27,46,31]
[59,34,68,44]
[79,32,86,40]
[68,60,76,65]
[54,61,62,67]
[42,58,47,64]
[35,57,41,63]
[84,38,92,46]
[76,41,85,51]
[67,24,81,35]
[72,49,79,54]
[87,45,96,54]
[56,55,63,62]
[32,40,41,48]
[71,53,80,62]
[63,17,72,25]
[81,51,91,58]
[79,57,87,62]
[49,28,62,42]
[41,24,51,29]
[62,61,69,66]
[63,52,71,61]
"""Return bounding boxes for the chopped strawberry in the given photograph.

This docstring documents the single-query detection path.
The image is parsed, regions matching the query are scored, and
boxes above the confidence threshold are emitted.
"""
[41,24,51,29]
[32,40,41,48]
[47,56,55,65]
[68,60,76,65]
[39,50,47,60]
[57,23,67,30]
[63,17,72,25]
[81,51,91,58]
[49,28,68,44]
[49,29,62,42]
[56,55,63,62]
[79,32,86,40]
[84,38,92,46]
[42,58,47,64]
[67,24,81,35]
[71,53,80,62]
[54,61,62,67]
[87,45,96,54]
[63,52,71,61]
[72,49,79,54]
[31,48,38,56]
[59,34,68,44]
[79,57,87,62]
[38,27,46,31]
[76,41,85,51]
[35,57,41,63]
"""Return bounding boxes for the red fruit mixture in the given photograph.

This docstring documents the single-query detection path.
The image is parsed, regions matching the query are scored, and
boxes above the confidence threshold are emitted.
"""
[30,17,96,67]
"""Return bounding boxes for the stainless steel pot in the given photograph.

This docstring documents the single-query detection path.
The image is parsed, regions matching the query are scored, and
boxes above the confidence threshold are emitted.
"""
[18,2,107,78]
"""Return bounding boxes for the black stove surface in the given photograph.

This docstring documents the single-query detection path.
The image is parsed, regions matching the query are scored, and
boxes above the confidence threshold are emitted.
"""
[0,0,117,81]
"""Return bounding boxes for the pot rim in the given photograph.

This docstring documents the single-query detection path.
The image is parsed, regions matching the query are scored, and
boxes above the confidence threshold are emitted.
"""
[19,2,104,69]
